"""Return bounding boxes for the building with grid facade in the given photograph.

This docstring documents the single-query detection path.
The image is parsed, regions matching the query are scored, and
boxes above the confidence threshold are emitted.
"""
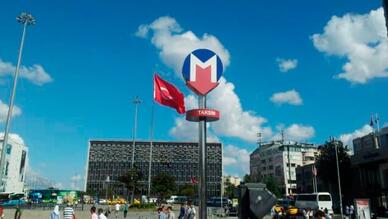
[85,140,222,198]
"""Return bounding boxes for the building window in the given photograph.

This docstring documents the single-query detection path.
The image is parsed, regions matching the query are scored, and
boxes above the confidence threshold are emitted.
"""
[6,144,11,155]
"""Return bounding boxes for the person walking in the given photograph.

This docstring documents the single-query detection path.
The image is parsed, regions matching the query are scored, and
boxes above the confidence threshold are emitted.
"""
[14,205,22,219]
[50,205,61,219]
[186,202,196,219]
[98,208,107,219]
[90,206,98,219]
[0,206,4,219]
[114,203,120,218]
[63,203,74,219]
[350,205,355,219]
[167,206,176,219]
[178,202,186,219]
[123,203,128,218]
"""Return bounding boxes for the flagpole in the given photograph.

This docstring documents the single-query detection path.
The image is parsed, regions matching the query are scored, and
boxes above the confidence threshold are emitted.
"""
[147,99,155,199]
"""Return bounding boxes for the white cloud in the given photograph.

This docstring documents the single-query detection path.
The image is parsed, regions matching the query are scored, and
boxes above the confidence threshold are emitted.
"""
[208,78,272,142]
[0,99,21,122]
[70,174,83,190]
[272,124,315,142]
[0,59,53,85]
[270,89,303,106]
[276,58,298,72]
[223,145,250,176]
[136,16,230,76]
[339,124,373,149]
[138,17,272,143]
[312,8,388,84]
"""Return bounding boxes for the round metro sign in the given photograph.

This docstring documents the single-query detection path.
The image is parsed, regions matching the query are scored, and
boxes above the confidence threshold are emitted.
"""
[182,49,223,96]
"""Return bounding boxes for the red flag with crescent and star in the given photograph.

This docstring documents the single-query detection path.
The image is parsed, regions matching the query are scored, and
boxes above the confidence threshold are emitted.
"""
[154,74,186,114]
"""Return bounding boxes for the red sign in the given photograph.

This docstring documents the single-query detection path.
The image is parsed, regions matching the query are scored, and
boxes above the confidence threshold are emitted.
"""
[186,109,220,122]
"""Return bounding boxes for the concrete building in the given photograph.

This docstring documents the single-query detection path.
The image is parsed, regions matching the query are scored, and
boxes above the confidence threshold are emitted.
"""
[350,126,388,210]
[223,175,241,187]
[250,140,317,195]
[86,140,222,198]
[0,134,28,193]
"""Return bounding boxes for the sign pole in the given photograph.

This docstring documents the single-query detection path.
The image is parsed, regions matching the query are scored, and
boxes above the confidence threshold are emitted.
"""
[199,95,207,219]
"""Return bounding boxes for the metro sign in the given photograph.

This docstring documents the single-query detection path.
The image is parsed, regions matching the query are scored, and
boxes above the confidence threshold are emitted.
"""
[182,49,223,96]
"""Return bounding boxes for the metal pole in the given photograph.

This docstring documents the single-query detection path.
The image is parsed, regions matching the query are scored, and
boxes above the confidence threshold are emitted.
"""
[147,101,155,198]
[199,95,207,219]
[334,139,344,219]
[131,96,141,204]
[287,144,291,196]
[0,13,35,192]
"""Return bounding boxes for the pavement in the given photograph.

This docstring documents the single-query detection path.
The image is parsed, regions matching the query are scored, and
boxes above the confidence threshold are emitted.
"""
[2,206,239,219]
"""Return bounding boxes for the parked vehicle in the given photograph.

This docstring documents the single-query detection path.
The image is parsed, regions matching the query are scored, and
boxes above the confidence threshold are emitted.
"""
[295,192,333,215]
[0,193,26,206]
[207,197,232,207]
[166,196,188,204]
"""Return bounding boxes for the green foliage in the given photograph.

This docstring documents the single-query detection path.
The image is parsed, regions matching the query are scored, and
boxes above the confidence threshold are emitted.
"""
[179,184,195,197]
[118,167,143,195]
[262,176,281,198]
[243,174,252,183]
[152,173,177,200]
[316,140,352,196]
[224,178,237,198]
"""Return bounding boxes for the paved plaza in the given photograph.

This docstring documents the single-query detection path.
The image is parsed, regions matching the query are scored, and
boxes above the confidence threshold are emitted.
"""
[2,206,239,219]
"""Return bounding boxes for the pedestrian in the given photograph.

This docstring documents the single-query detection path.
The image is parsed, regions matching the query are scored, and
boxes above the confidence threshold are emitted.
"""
[123,203,128,218]
[98,208,107,219]
[0,206,4,219]
[314,210,325,219]
[158,207,166,219]
[303,208,308,219]
[50,205,61,219]
[167,206,176,219]
[90,206,98,219]
[324,208,332,219]
[308,208,314,219]
[186,201,196,219]
[63,203,74,219]
[178,202,186,219]
[114,203,120,218]
[350,205,355,219]
[14,205,22,219]
[346,206,350,218]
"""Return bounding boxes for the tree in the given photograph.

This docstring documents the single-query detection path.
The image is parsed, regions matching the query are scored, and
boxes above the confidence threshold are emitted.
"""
[118,167,143,199]
[224,178,237,198]
[179,184,195,197]
[262,176,281,198]
[152,173,177,200]
[243,174,252,183]
[315,140,352,200]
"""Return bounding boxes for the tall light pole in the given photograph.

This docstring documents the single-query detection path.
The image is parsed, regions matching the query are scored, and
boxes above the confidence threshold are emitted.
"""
[130,96,141,203]
[332,137,344,219]
[0,12,35,192]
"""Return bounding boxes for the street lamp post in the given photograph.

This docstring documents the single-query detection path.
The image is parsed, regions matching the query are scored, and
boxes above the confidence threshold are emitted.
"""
[105,176,110,200]
[0,12,35,192]
[130,96,141,204]
[333,137,344,219]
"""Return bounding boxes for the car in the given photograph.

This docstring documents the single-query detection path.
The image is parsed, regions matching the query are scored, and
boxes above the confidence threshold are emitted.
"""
[167,196,188,204]
[207,197,232,207]
[99,199,108,204]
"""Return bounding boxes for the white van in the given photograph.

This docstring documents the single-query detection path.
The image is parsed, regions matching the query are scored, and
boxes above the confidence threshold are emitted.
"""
[295,192,333,215]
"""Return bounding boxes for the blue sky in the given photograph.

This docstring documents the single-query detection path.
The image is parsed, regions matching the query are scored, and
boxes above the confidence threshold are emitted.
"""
[0,0,387,189]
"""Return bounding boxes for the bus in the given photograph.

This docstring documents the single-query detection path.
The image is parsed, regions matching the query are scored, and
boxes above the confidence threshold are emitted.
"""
[295,192,333,215]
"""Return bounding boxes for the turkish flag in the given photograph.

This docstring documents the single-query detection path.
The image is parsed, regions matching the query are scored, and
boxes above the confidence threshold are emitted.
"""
[154,74,186,114]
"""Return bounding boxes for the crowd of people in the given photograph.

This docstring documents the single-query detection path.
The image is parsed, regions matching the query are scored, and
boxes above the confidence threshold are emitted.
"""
[47,202,129,219]
[271,205,356,219]
[156,201,196,219]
